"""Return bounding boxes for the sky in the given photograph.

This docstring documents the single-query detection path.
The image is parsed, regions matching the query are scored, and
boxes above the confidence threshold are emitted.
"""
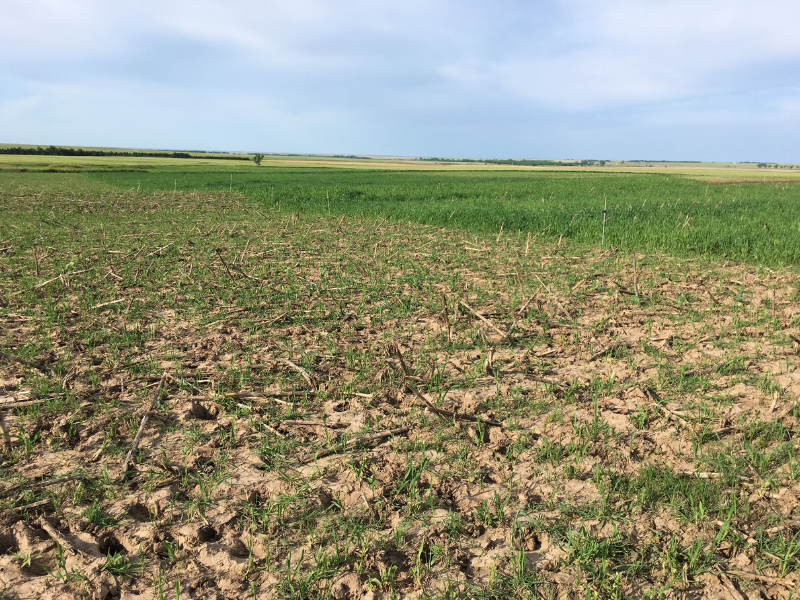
[2,1,800,161]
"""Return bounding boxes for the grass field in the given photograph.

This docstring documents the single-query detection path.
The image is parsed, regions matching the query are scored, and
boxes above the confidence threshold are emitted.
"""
[1,157,800,599]
[4,160,800,266]
[4,152,800,177]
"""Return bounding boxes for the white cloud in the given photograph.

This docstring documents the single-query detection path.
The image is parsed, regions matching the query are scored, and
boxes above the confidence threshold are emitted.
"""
[435,0,800,110]
[6,1,799,107]
[1,0,799,158]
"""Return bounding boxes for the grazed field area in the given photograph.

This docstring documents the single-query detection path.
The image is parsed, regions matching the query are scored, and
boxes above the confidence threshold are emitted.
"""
[1,176,800,599]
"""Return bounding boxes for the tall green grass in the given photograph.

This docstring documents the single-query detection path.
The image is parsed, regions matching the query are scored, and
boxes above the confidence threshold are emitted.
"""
[46,167,800,266]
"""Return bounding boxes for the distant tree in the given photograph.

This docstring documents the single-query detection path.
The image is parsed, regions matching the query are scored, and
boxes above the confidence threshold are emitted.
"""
[253,153,264,165]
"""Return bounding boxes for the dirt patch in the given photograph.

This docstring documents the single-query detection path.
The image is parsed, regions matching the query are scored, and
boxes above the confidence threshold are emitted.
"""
[1,190,800,597]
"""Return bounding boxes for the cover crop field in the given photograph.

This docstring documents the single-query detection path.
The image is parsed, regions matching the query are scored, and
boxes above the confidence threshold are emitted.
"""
[1,159,800,599]
[82,166,800,266]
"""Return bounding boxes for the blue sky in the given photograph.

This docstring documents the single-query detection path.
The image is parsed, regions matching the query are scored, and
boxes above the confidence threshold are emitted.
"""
[2,0,800,161]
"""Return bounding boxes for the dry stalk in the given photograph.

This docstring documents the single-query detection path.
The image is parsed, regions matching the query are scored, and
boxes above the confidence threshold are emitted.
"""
[90,298,124,310]
[724,569,795,588]
[215,248,283,294]
[680,471,721,479]
[280,358,316,391]
[441,293,452,343]
[10,267,93,296]
[775,400,797,420]
[145,242,174,257]
[571,278,586,293]
[713,520,757,546]
[282,419,339,428]
[500,287,541,344]
[261,423,285,438]
[389,345,501,427]
[459,301,505,337]
[407,380,501,427]
[660,404,688,427]
[361,492,377,518]
[38,517,86,557]
[588,343,627,362]
[0,414,11,452]
[764,520,800,535]
[164,372,204,395]
[523,374,568,388]
[229,390,308,403]
[121,372,166,482]
[14,498,52,511]
[482,348,494,375]
[768,392,779,414]
[300,426,412,464]
[716,570,747,600]
[0,351,48,372]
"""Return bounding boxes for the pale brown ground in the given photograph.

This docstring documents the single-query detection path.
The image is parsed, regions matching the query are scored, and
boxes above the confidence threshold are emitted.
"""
[1,190,799,599]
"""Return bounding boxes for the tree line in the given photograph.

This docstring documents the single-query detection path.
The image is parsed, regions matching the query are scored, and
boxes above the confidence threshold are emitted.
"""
[420,157,606,166]
[0,145,249,160]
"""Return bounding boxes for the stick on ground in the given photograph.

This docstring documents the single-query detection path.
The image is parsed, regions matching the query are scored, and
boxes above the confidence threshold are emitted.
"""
[0,474,82,499]
[716,570,747,600]
[0,398,47,410]
[230,390,314,398]
[523,373,568,388]
[724,569,795,588]
[215,248,284,294]
[301,425,412,464]
[38,517,86,557]
[14,498,52,512]
[459,301,506,337]
[406,382,501,427]
[121,372,166,482]
[501,287,541,344]
[389,344,502,427]
[588,343,627,362]
[0,351,48,372]
[442,293,452,343]
[280,358,316,391]
[0,414,11,452]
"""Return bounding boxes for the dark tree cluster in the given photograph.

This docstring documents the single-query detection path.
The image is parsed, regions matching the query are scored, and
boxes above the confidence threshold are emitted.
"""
[421,157,607,166]
[0,145,249,160]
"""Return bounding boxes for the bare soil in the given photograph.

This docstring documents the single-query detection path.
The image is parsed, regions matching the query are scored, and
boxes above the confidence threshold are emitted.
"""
[1,190,799,599]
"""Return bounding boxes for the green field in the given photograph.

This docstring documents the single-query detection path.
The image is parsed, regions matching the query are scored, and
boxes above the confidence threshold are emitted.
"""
[3,161,800,266]
[2,156,800,598]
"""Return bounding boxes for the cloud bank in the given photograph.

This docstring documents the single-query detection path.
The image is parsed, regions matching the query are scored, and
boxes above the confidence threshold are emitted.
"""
[1,0,799,160]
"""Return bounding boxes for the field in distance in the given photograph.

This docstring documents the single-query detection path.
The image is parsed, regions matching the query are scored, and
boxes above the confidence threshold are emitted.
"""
[1,159,800,599]
[3,156,800,266]
[3,149,800,180]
